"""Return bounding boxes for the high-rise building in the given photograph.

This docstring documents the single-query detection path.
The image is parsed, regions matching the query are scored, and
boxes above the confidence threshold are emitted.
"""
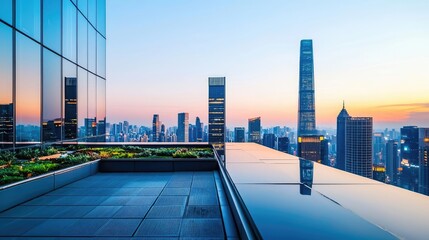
[0,0,106,148]
[418,128,429,195]
[298,135,325,163]
[177,112,189,142]
[248,117,261,143]
[298,39,316,137]
[385,140,399,184]
[346,117,373,178]
[160,124,166,142]
[400,126,419,191]
[373,132,385,165]
[208,77,226,154]
[195,117,203,142]
[277,137,290,153]
[152,114,160,142]
[189,124,196,142]
[373,165,386,183]
[336,102,350,170]
[234,127,245,143]
[263,133,276,149]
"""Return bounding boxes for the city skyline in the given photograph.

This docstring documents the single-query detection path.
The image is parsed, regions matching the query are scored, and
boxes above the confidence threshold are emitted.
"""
[106,0,429,129]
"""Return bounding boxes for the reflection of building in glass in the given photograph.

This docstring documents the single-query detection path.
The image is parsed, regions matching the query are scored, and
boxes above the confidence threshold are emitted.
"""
[0,103,13,145]
[248,117,261,143]
[177,113,189,142]
[234,127,245,143]
[64,77,77,140]
[85,118,97,141]
[208,77,226,155]
[297,135,326,163]
[346,117,373,178]
[0,0,106,149]
[299,158,314,195]
[298,39,316,137]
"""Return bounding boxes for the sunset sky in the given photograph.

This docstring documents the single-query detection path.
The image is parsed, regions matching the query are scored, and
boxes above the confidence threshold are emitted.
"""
[106,0,429,130]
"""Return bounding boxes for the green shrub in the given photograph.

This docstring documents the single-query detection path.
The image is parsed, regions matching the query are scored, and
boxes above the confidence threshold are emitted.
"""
[0,175,25,185]
[0,151,16,162]
[60,154,92,166]
[16,148,40,159]
[41,147,59,156]
[173,148,198,158]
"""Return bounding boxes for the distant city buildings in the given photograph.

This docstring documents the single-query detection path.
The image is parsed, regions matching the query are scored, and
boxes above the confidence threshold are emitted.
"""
[298,39,316,137]
[248,117,261,143]
[346,117,373,178]
[152,114,160,142]
[297,135,326,163]
[177,112,189,142]
[208,77,226,155]
[262,133,275,149]
[277,137,290,153]
[336,102,350,170]
[234,127,245,143]
[385,140,399,184]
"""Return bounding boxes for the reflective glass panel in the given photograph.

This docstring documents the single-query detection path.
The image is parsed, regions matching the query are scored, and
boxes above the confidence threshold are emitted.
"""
[0,23,13,145]
[16,33,41,142]
[78,0,88,17]
[63,59,77,140]
[96,33,105,77]
[63,0,77,62]
[43,0,61,54]
[96,77,105,140]
[0,0,12,25]
[88,0,96,26]
[16,0,41,41]
[96,0,106,36]
[42,49,62,142]
[87,73,96,138]
[78,12,88,68]
[88,25,96,73]
[77,67,87,140]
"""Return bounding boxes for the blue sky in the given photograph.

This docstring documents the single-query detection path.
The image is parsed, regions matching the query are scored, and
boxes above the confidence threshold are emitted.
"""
[106,0,429,129]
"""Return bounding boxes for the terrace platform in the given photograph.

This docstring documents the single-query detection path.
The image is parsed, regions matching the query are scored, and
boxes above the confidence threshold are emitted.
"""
[0,171,238,239]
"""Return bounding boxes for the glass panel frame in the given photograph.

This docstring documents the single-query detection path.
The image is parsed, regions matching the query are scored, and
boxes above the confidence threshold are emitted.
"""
[0,23,13,146]
[43,0,61,54]
[16,0,41,41]
[63,0,77,62]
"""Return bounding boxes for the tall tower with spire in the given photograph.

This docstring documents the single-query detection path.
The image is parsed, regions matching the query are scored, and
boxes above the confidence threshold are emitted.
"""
[336,101,350,170]
[298,39,316,136]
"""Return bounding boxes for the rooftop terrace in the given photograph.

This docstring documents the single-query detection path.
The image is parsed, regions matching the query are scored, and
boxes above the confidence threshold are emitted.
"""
[1,143,429,239]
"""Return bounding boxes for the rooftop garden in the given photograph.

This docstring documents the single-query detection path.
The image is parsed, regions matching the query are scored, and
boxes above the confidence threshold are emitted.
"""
[0,146,214,186]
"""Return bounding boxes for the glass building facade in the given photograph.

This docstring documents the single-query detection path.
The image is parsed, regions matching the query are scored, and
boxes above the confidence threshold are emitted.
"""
[0,0,106,149]
[248,117,261,143]
[346,117,373,178]
[298,39,316,137]
[208,77,226,154]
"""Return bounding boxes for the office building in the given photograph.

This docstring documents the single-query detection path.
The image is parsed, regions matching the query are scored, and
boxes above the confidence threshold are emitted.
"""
[262,133,275,149]
[160,124,166,142]
[0,0,106,148]
[277,137,290,153]
[346,117,373,178]
[152,114,160,142]
[208,77,226,154]
[373,165,387,183]
[248,117,261,143]
[400,126,419,191]
[385,140,399,184]
[298,135,325,163]
[298,39,316,136]
[195,117,203,142]
[418,128,429,195]
[336,102,350,170]
[177,112,189,142]
[234,127,245,143]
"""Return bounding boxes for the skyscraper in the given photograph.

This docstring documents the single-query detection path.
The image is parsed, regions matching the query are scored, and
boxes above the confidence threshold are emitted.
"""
[0,0,106,148]
[418,128,429,195]
[298,39,316,137]
[177,112,189,142]
[152,114,160,142]
[277,137,290,153]
[262,133,275,149]
[385,140,399,184]
[336,102,350,170]
[248,117,261,143]
[208,77,226,154]
[298,135,325,163]
[400,126,419,191]
[346,117,373,178]
[234,127,245,143]
[195,117,203,142]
